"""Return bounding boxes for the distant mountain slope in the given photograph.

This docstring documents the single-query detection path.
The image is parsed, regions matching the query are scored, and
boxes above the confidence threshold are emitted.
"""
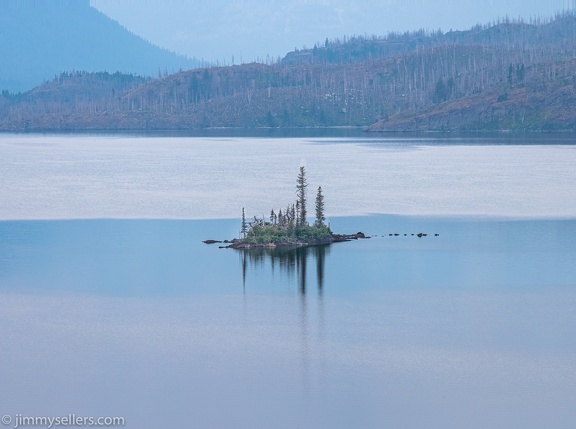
[368,58,576,132]
[0,0,198,92]
[2,13,576,132]
[91,0,567,66]
[281,15,576,66]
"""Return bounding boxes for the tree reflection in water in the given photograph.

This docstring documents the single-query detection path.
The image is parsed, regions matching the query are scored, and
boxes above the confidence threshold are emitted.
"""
[238,245,329,294]
[238,244,330,390]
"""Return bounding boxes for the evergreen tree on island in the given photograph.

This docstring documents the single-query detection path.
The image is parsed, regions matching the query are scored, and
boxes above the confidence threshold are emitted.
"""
[296,166,308,227]
[315,186,325,227]
[241,207,248,238]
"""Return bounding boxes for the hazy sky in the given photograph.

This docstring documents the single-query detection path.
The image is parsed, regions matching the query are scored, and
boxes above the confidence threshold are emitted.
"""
[90,0,571,63]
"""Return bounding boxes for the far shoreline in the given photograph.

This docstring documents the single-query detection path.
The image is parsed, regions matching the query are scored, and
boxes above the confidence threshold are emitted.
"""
[2,127,576,139]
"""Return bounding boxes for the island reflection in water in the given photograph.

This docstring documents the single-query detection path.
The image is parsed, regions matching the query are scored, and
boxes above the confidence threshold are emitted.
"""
[238,244,329,295]
[237,244,331,388]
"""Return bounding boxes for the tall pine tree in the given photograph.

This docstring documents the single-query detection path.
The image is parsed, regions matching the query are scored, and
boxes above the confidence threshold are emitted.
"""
[241,207,248,237]
[315,186,325,227]
[296,166,308,226]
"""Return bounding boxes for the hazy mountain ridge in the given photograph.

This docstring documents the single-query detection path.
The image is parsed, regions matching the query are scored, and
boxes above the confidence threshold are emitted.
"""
[91,0,568,65]
[282,14,576,66]
[0,0,198,92]
[1,13,576,132]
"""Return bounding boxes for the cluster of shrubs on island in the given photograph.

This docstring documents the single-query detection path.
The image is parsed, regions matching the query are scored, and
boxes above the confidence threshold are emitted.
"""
[240,166,331,245]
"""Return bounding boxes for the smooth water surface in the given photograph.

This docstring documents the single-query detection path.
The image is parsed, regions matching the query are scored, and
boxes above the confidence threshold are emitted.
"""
[2,133,576,219]
[1,133,575,428]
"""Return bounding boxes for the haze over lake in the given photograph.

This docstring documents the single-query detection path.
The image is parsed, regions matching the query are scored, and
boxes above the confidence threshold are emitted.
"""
[1,133,575,428]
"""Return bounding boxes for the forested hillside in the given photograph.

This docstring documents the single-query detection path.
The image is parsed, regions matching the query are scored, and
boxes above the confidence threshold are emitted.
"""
[1,12,576,131]
[0,0,197,92]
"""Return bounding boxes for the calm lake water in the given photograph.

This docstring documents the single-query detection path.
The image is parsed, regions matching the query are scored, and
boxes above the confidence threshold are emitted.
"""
[1,133,576,428]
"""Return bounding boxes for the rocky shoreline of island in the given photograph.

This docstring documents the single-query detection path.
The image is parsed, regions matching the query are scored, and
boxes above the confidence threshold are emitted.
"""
[203,232,369,249]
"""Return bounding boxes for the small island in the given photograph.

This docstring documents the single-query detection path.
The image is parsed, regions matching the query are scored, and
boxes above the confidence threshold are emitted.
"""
[220,166,367,249]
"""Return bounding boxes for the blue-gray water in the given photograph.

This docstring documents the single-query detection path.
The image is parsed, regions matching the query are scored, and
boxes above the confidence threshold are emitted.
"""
[1,216,576,428]
[1,134,576,428]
